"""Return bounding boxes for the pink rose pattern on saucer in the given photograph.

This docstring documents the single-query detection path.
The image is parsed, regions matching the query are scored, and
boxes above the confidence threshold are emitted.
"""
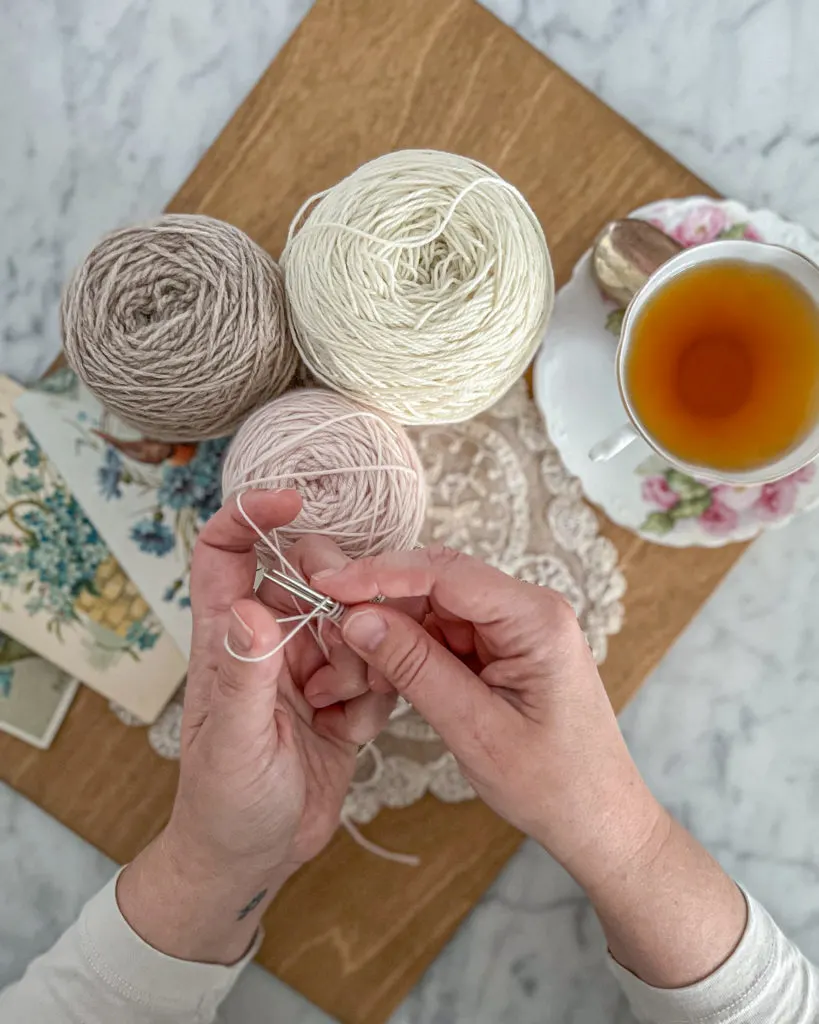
[604,200,819,538]
[640,464,817,537]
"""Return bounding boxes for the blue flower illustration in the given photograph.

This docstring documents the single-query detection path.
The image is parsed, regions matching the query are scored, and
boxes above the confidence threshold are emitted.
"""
[157,464,197,510]
[125,620,160,651]
[1,414,160,660]
[157,438,226,521]
[162,578,190,610]
[98,447,124,500]
[23,445,41,468]
[131,517,175,557]
[12,490,109,620]
[0,668,12,699]
[7,472,42,496]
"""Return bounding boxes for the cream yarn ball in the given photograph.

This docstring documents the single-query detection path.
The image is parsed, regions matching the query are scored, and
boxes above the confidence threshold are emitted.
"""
[221,388,426,560]
[281,149,554,425]
[61,214,299,441]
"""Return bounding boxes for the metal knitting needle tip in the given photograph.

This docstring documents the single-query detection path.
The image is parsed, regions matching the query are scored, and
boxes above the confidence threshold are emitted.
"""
[260,568,386,626]
[261,568,346,623]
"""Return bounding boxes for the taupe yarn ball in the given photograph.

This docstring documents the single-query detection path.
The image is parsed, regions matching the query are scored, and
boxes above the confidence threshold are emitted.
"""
[61,214,299,441]
[281,149,554,425]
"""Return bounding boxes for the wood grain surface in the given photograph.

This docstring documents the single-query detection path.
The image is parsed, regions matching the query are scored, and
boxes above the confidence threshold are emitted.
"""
[0,1,749,1021]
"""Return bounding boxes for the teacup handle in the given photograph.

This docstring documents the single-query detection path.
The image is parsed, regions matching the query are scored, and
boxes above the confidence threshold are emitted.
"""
[588,423,638,463]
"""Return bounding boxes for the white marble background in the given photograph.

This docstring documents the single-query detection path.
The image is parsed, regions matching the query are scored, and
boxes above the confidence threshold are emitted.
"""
[2,1,819,1022]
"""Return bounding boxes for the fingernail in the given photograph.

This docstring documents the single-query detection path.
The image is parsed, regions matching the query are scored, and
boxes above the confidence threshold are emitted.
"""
[228,607,254,653]
[312,567,342,583]
[308,692,336,709]
[344,610,388,653]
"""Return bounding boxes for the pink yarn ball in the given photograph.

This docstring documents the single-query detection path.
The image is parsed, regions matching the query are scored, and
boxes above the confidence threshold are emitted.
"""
[221,389,426,560]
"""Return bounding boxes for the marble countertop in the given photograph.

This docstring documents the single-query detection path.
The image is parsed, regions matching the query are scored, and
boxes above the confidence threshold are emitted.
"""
[2,1,819,1022]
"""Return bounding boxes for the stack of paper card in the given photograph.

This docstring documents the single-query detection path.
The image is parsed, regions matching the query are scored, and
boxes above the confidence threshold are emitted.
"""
[0,632,78,749]
[0,375,187,738]
[16,371,229,658]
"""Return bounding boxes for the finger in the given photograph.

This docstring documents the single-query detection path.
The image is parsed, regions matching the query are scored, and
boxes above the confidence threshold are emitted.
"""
[312,690,397,746]
[191,490,302,624]
[340,603,514,763]
[367,670,394,695]
[313,547,519,624]
[257,536,427,709]
[315,547,567,657]
[257,534,350,611]
[430,613,476,657]
[261,535,428,625]
[258,537,374,707]
[205,597,285,745]
[425,615,447,647]
[304,648,369,708]
[256,535,351,692]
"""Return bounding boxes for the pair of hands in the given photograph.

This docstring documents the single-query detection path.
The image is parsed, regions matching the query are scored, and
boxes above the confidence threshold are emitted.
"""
[119,489,663,965]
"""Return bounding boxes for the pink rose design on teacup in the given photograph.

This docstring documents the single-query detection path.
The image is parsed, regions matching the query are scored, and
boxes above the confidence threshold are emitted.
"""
[742,224,763,242]
[649,204,763,249]
[709,484,761,513]
[754,478,799,521]
[789,463,817,484]
[670,207,730,247]
[698,498,740,535]
[641,475,678,510]
[752,466,816,522]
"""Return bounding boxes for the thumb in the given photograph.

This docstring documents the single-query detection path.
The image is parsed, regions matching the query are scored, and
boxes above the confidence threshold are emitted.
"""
[213,598,285,742]
[342,605,501,762]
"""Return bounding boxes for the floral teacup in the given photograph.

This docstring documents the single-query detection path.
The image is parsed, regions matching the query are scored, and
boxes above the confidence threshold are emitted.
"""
[534,196,819,546]
[589,239,819,489]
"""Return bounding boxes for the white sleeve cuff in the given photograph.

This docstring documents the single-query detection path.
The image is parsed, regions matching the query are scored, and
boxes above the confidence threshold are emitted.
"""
[77,871,261,1018]
[607,887,819,1023]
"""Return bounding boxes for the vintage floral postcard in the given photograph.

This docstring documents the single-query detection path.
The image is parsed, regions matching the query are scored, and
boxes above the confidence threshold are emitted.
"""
[0,632,78,748]
[1,376,186,722]
[16,370,228,656]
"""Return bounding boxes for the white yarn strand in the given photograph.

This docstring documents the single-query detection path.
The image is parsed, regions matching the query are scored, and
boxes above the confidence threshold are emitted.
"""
[281,149,555,424]
[224,492,335,664]
[340,813,421,868]
[224,602,323,664]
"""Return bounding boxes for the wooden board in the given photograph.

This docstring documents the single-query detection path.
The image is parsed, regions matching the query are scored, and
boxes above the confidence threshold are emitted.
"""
[0,0,748,1021]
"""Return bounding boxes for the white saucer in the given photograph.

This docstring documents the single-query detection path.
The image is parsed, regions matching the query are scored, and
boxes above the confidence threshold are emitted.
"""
[533,196,819,547]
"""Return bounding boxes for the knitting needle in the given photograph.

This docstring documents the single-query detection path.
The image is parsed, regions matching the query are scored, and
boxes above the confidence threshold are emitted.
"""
[260,567,385,625]
[260,567,344,620]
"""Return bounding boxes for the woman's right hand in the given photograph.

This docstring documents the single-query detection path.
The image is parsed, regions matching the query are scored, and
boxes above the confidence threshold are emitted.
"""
[315,547,750,990]
[311,547,665,890]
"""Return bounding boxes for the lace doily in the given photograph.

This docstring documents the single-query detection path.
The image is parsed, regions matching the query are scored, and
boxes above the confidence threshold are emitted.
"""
[110,382,626,824]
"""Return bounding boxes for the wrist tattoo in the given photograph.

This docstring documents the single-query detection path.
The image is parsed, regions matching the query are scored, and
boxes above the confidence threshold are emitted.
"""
[237,888,268,921]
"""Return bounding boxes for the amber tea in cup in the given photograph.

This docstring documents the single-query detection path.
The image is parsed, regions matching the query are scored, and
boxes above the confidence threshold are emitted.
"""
[623,256,819,473]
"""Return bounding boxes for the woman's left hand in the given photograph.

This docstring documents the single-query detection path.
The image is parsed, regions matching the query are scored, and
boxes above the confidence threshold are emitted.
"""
[117,491,394,964]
